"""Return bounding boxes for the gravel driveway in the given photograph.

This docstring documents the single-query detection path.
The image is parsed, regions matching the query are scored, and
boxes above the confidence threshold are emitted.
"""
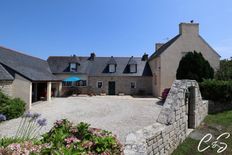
[0,96,162,143]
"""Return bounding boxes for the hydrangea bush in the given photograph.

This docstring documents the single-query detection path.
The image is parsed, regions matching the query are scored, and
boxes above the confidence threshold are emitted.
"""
[0,118,124,154]
[40,119,123,154]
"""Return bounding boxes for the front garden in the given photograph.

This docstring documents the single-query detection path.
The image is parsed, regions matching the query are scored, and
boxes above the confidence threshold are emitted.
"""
[0,112,123,154]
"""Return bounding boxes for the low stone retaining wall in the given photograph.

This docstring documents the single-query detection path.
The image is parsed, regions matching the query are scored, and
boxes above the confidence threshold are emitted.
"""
[208,100,232,114]
[124,80,208,155]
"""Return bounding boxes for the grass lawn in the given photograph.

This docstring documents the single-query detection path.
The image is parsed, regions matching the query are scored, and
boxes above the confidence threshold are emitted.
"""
[172,110,232,155]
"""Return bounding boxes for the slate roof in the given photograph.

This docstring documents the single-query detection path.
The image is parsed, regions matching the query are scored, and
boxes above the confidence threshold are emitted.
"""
[47,56,152,77]
[0,64,14,81]
[107,56,117,65]
[149,34,181,60]
[0,46,59,81]
[128,57,137,65]
[47,56,92,74]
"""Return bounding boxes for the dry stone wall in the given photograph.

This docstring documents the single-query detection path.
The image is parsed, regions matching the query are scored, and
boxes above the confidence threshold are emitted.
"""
[124,80,208,155]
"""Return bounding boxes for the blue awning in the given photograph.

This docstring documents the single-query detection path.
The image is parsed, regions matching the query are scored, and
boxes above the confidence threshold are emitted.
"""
[63,76,81,82]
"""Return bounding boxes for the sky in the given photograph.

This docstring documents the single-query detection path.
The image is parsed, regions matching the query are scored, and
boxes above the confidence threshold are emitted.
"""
[0,0,231,60]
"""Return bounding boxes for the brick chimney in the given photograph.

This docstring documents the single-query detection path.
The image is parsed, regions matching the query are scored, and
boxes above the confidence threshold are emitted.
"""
[155,43,164,51]
[179,22,199,36]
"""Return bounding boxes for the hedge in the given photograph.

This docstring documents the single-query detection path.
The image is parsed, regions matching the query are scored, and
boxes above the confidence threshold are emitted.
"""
[0,90,25,120]
[200,79,232,102]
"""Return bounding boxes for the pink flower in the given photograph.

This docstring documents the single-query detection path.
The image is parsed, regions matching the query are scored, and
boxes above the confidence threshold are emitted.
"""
[82,141,93,149]
[64,136,80,144]
[8,143,21,151]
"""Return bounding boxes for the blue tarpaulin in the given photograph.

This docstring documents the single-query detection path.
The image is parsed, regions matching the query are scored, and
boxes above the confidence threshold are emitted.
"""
[63,76,81,82]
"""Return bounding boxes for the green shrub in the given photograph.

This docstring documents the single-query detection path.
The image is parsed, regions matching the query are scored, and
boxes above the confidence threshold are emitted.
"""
[0,91,25,120]
[176,51,214,82]
[215,59,232,80]
[200,79,232,102]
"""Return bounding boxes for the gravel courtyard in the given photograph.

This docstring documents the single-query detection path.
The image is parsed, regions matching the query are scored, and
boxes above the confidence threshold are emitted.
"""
[0,96,162,143]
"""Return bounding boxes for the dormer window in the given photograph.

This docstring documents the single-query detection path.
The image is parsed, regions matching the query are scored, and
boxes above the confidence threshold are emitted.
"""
[109,64,116,73]
[107,56,117,73]
[70,63,77,72]
[130,64,137,73]
[128,56,137,73]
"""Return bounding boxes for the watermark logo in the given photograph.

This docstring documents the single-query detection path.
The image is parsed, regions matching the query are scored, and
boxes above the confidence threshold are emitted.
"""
[198,132,230,153]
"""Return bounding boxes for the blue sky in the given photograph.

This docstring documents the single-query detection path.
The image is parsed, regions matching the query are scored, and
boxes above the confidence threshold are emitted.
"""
[0,0,231,59]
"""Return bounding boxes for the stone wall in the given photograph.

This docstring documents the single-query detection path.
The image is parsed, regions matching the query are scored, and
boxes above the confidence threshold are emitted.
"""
[88,76,152,95]
[0,81,13,96]
[124,80,208,155]
[12,74,32,109]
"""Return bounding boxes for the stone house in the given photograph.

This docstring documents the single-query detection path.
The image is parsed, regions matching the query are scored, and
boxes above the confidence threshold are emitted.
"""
[0,46,61,109]
[47,54,152,96]
[0,22,220,109]
[149,22,220,97]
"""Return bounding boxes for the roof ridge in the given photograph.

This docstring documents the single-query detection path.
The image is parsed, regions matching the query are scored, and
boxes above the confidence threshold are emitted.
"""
[149,34,181,60]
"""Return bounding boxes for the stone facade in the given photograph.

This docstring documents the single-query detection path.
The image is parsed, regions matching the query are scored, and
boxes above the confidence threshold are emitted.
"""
[124,80,208,155]
[0,81,13,96]
[149,23,220,97]
[12,74,32,109]
[88,76,152,95]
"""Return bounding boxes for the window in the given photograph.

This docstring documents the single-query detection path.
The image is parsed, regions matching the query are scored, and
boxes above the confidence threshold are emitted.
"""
[62,80,87,87]
[70,63,77,72]
[97,81,103,88]
[76,80,87,87]
[131,82,136,89]
[62,81,72,87]
[130,64,137,73]
[109,64,116,73]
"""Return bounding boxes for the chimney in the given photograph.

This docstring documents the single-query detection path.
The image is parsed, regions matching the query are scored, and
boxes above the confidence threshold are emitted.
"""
[89,52,96,61]
[179,22,199,36]
[155,43,164,51]
[141,53,148,61]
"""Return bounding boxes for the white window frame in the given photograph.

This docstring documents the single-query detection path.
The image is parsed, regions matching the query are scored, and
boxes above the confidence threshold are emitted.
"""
[130,82,136,89]
[109,64,116,73]
[70,63,77,72]
[130,64,137,73]
[97,81,103,88]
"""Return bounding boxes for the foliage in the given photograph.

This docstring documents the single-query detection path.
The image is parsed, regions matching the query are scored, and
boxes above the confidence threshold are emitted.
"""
[0,91,25,120]
[0,137,25,148]
[0,141,48,155]
[176,51,214,82]
[161,88,170,102]
[200,79,232,102]
[215,59,232,80]
[15,112,47,140]
[41,119,123,154]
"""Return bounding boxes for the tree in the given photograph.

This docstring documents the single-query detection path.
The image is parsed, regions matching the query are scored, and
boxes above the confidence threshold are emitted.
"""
[176,51,214,82]
[215,59,232,80]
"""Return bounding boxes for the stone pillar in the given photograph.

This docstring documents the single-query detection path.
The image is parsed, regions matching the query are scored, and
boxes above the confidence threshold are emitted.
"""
[47,82,52,101]
[58,82,62,97]
[28,82,32,110]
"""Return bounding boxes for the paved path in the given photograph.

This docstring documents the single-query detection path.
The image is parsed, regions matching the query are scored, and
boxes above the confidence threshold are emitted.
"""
[0,96,162,143]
